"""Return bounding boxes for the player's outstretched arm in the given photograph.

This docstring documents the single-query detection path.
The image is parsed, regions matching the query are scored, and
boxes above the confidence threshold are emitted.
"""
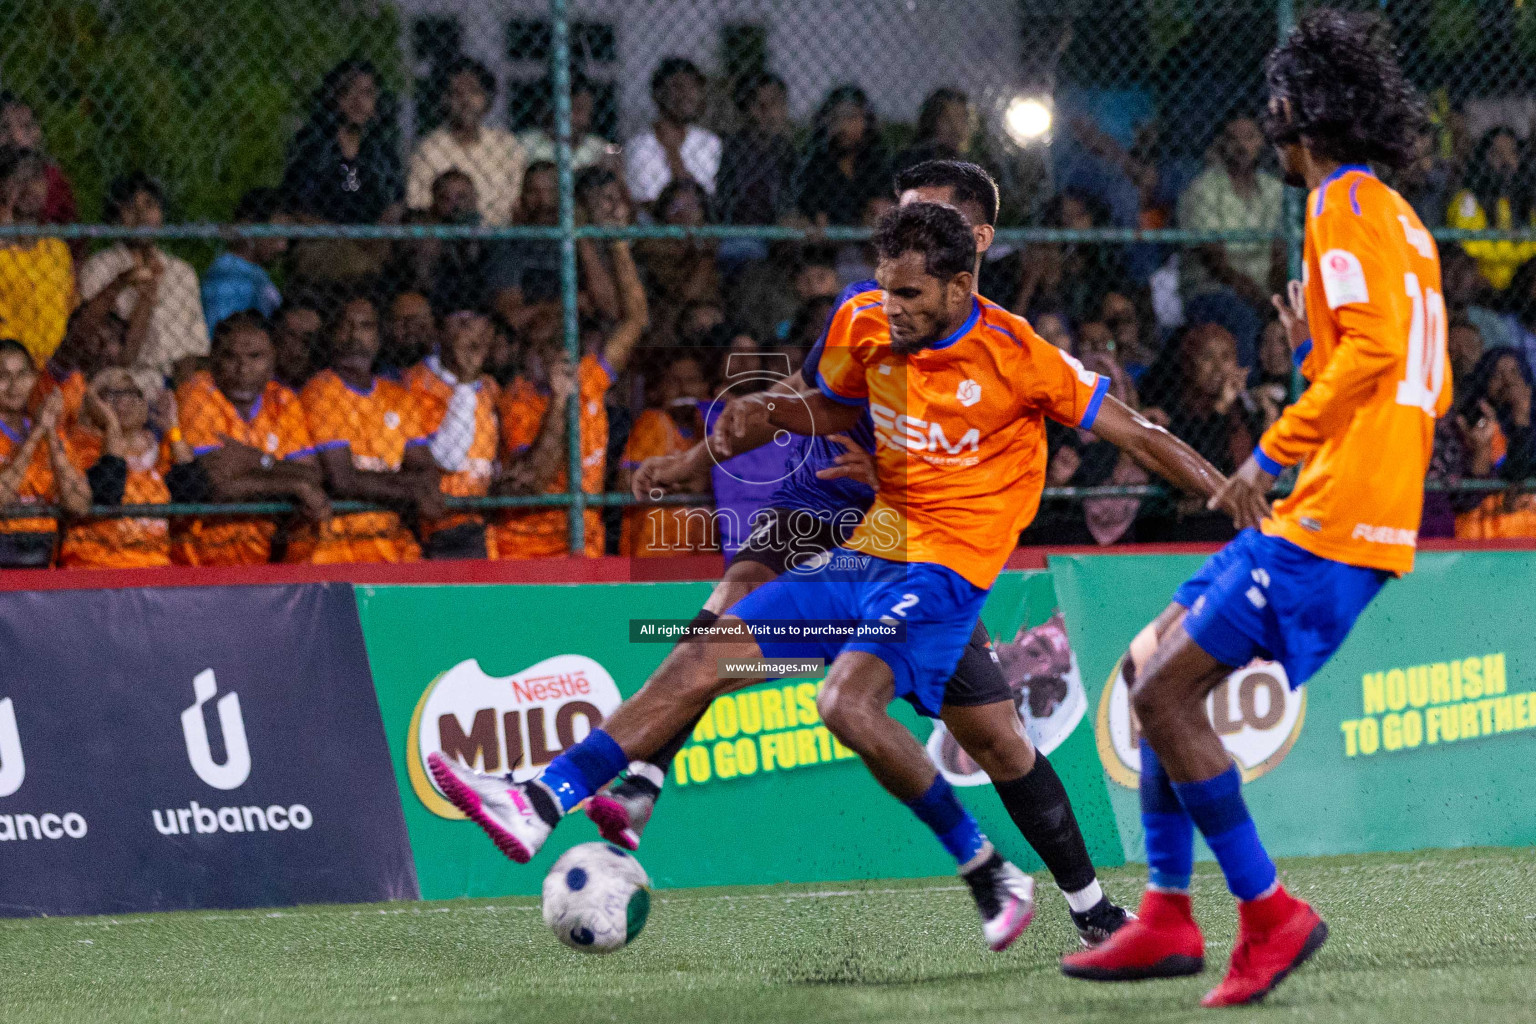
[1088,394,1268,531]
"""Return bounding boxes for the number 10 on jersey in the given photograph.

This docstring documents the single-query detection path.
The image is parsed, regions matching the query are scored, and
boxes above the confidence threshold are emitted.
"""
[1397,272,1447,416]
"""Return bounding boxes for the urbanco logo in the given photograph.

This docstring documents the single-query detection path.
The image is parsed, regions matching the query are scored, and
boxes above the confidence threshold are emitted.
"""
[180,669,252,790]
[0,697,25,798]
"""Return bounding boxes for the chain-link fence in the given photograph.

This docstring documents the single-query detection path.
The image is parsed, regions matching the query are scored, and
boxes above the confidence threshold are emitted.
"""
[0,0,1533,568]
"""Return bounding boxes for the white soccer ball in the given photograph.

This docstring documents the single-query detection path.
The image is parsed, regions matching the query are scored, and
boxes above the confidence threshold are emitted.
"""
[541,842,652,954]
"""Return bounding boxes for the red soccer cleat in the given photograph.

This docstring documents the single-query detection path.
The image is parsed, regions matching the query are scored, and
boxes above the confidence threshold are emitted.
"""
[1201,886,1328,1007]
[1060,889,1205,981]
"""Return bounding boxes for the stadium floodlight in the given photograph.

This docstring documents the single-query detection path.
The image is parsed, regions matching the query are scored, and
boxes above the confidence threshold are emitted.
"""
[1003,95,1053,146]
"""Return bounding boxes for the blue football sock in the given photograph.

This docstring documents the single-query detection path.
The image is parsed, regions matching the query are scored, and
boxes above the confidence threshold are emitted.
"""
[538,729,629,814]
[1140,739,1194,891]
[1173,764,1277,901]
[904,775,988,866]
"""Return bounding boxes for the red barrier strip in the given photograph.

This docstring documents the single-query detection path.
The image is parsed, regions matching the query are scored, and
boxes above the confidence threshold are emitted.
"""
[2,537,1532,592]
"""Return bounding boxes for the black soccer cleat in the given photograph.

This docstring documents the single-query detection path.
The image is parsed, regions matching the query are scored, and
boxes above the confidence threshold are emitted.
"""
[1071,896,1134,948]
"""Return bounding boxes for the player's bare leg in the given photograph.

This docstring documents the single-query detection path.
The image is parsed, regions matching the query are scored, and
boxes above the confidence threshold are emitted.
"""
[1063,609,1326,1003]
[588,559,778,848]
[817,651,1036,951]
[431,625,764,863]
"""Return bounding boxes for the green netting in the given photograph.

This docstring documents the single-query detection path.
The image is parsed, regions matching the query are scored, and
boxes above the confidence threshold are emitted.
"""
[0,0,1530,566]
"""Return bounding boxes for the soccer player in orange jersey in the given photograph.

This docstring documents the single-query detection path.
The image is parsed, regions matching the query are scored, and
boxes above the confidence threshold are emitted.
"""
[61,368,197,568]
[492,222,647,558]
[405,309,501,559]
[1062,13,1444,1006]
[174,313,329,565]
[0,340,88,565]
[430,202,1257,951]
[292,296,441,564]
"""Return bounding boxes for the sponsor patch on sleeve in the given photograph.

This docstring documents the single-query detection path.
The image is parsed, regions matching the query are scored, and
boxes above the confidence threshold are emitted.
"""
[1320,248,1369,309]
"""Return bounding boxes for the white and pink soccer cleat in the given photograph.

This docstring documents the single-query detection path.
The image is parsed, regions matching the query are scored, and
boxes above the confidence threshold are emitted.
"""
[428,752,553,864]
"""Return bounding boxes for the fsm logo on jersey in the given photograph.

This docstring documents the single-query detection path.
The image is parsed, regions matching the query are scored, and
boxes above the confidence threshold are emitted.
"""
[408,655,622,818]
[1095,657,1306,787]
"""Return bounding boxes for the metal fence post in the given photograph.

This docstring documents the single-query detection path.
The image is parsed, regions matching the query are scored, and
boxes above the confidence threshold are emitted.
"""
[551,0,585,555]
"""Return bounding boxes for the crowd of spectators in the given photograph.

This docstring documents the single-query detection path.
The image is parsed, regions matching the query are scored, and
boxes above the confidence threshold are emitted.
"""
[3,54,1536,567]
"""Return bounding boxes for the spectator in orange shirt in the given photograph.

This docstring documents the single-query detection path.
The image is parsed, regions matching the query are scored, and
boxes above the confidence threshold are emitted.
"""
[405,308,501,559]
[61,368,199,568]
[492,227,647,558]
[619,352,717,557]
[293,295,441,563]
[174,312,329,565]
[0,340,89,566]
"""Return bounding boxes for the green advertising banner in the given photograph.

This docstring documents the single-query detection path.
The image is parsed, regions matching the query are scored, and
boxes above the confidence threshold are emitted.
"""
[1049,549,1536,864]
[354,572,1122,898]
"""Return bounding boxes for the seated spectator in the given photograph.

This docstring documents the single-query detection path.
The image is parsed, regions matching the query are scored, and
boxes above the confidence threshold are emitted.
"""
[717,72,797,227]
[282,59,401,285]
[283,59,402,226]
[272,300,323,391]
[1454,346,1536,539]
[395,170,489,317]
[1498,257,1536,379]
[408,57,525,227]
[0,147,74,367]
[625,58,721,207]
[1098,289,1157,381]
[290,296,442,564]
[173,312,328,566]
[404,309,500,560]
[837,194,896,286]
[1448,315,1486,384]
[1253,317,1292,431]
[1424,325,1494,538]
[1032,309,1074,352]
[894,88,975,173]
[1445,246,1511,354]
[517,72,612,172]
[79,172,210,396]
[493,234,646,559]
[202,188,288,335]
[487,160,561,330]
[635,180,722,342]
[620,353,716,557]
[380,292,437,380]
[677,299,727,349]
[1395,128,1453,230]
[0,340,89,566]
[1446,126,1536,291]
[574,165,634,324]
[1015,188,1122,324]
[36,301,128,430]
[0,93,76,229]
[798,86,890,228]
[1177,116,1283,366]
[60,368,198,569]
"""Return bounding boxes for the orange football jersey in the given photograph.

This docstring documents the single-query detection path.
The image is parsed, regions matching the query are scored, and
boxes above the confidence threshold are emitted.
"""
[290,370,428,564]
[1257,167,1449,574]
[404,361,501,547]
[31,366,86,429]
[0,417,65,537]
[492,354,610,559]
[174,371,314,566]
[60,430,173,568]
[816,293,1109,589]
[619,405,716,557]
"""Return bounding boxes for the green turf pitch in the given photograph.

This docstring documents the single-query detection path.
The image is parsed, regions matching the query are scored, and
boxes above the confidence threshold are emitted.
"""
[2,847,1533,1024]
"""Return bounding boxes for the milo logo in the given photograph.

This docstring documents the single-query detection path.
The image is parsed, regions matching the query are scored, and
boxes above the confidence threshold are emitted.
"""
[1095,657,1305,787]
[408,656,622,819]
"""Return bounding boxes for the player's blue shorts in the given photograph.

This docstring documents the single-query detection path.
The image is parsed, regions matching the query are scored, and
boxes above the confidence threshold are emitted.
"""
[727,549,988,716]
[1173,528,1390,688]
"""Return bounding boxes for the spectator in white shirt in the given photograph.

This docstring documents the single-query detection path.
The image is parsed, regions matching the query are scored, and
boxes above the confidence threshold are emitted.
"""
[517,72,613,172]
[624,57,721,207]
[407,57,527,227]
[78,173,209,396]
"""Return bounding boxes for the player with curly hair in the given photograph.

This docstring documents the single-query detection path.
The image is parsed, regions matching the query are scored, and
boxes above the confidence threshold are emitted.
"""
[1062,10,1443,1007]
